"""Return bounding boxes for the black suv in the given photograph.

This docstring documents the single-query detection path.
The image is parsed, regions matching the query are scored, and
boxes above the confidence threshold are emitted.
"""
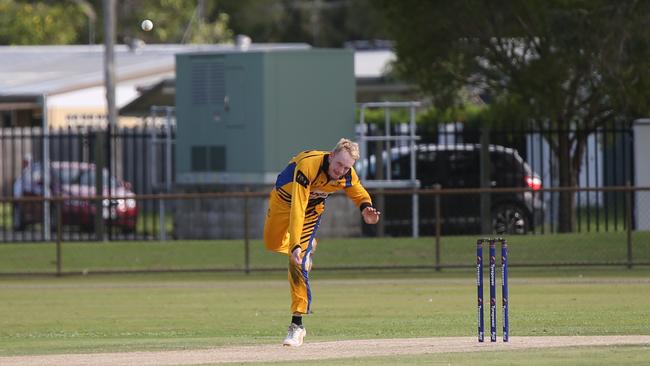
[363,143,544,235]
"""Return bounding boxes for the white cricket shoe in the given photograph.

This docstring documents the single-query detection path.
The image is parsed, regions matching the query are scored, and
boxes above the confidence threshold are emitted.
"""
[282,323,306,347]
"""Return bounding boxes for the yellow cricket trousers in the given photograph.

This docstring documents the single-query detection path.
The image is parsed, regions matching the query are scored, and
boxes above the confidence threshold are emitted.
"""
[264,191,322,314]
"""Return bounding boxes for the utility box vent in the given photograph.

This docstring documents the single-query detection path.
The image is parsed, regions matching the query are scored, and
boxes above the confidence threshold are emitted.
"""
[190,61,224,106]
[191,145,225,171]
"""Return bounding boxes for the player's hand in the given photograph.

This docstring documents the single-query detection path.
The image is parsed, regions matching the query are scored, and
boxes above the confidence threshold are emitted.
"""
[362,206,381,224]
[291,247,302,266]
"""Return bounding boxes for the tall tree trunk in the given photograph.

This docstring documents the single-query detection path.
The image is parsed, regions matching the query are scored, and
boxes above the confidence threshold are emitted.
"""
[557,132,576,232]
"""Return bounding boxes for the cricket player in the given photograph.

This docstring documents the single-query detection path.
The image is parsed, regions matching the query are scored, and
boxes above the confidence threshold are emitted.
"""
[264,138,381,347]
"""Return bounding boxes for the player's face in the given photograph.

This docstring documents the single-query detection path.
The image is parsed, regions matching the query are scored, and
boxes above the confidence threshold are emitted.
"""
[328,150,355,180]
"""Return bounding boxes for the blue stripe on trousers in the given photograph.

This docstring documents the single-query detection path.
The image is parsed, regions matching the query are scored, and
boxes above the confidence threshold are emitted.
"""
[301,215,321,313]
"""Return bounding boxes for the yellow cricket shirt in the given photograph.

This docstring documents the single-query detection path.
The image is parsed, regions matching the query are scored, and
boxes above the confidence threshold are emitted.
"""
[273,150,372,252]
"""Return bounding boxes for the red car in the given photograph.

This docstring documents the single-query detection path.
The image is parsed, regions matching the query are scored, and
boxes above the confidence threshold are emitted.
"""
[13,161,138,233]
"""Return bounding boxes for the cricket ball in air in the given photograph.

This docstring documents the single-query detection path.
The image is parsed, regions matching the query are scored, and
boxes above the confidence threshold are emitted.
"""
[141,19,154,31]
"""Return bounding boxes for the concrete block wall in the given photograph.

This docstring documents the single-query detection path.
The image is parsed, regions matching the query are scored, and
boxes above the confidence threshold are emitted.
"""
[174,185,363,240]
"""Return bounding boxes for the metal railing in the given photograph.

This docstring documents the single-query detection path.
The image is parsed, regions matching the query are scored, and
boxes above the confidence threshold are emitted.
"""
[1,186,650,276]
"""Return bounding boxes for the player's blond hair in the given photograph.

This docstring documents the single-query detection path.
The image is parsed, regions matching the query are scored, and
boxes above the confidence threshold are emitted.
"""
[333,138,360,160]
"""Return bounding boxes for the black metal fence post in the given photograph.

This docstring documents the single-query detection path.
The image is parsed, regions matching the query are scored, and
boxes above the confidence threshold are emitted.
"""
[626,182,633,269]
[435,185,441,271]
[94,131,105,241]
[480,127,491,234]
[244,189,251,274]
[56,199,62,277]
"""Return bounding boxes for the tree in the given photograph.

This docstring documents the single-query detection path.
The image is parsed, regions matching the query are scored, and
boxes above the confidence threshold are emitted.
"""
[0,0,87,44]
[376,0,650,232]
[217,0,389,47]
[1,1,387,47]
[114,0,233,44]
[0,0,234,45]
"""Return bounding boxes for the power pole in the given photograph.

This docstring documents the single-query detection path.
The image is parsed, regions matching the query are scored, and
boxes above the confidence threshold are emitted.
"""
[103,0,116,131]
[102,0,116,240]
[292,0,346,46]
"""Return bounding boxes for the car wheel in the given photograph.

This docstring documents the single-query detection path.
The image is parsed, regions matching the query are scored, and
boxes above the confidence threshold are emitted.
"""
[12,205,25,231]
[492,204,528,235]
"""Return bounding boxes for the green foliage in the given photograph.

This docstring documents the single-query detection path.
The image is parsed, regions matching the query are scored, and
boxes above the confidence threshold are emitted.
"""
[0,0,235,45]
[115,0,233,44]
[183,13,234,44]
[357,107,412,126]
[374,0,650,231]
[218,0,388,47]
[0,203,9,230]
[417,104,488,127]
[357,104,490,137]
[0,0,86,44]
[482,94,535,129]
[0,1,388,47]
[376,0,650,124]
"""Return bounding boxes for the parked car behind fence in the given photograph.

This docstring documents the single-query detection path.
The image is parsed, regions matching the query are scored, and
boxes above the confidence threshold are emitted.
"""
[362,143,545,235]
[13,161,138,233]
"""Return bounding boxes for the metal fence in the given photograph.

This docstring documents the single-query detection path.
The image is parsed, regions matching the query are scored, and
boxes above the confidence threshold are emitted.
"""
[0,121,638,240]
[1,186,649,276]
[361,120,634,234]
[0,124,174,241]
[1,185,649,238]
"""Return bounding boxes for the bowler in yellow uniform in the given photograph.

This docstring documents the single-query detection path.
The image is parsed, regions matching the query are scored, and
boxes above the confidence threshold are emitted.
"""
[264,138,380,347]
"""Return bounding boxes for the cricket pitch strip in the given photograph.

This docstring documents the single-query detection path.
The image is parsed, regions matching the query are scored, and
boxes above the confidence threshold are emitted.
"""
[2,335,649,366]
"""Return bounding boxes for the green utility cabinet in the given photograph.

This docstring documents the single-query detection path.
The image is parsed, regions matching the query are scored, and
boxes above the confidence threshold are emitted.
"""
[175,48,355,185]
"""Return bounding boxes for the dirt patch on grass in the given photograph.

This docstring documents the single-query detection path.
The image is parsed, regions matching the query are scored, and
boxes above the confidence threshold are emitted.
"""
[2,335,649,366]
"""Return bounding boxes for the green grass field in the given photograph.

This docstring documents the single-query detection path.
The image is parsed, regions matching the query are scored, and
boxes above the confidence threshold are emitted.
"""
[1,232,649,274]
[1,234,649,364]
[1,269,650,363]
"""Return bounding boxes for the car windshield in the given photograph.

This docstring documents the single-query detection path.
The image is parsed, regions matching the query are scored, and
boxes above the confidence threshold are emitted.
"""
[53,167,117,188]
[78,170,118,188]
[55,168,82,185]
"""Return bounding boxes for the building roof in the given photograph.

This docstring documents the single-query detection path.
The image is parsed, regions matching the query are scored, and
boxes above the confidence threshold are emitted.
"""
[0,43,310,98]
[119,78,176,116]
[354,49,396,79]
[120,48,403,116]
[0,43,412,115]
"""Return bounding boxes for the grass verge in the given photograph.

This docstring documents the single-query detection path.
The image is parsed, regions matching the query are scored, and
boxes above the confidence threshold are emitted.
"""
[0,269,649,356]
[0,232,649,274]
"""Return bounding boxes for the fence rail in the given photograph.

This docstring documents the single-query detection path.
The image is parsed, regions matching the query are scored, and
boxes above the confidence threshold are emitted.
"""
[1,186,650,276]
[2,123,637,235]
[2,185,650,240]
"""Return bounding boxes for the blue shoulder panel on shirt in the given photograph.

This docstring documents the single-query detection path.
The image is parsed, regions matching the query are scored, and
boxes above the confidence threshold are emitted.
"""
[345,171,352,187]
[275,162,296,189]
